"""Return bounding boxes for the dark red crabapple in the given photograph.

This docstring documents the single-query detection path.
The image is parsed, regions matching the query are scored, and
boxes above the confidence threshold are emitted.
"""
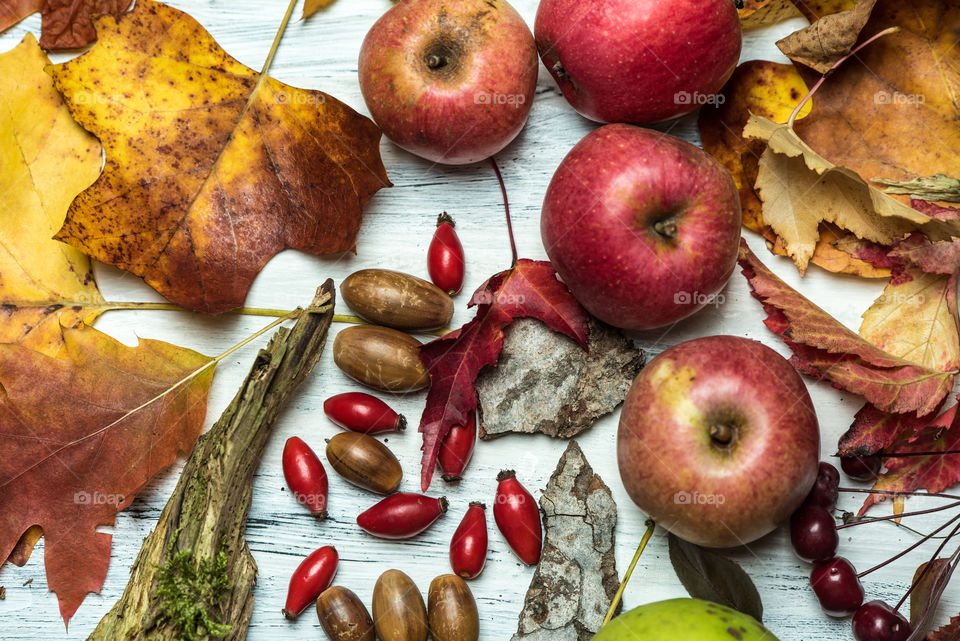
[852,600,911,641]
[790,505,838,563]
[841,454,882,482]
[810,557,864,617]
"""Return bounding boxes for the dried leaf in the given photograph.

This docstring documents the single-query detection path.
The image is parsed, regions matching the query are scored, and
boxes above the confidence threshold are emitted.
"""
[776,0,877,73]
[418,259,588,491]
[739,0,801,27]
[838,403,938,457]
[668,534,763,622]
[860,403,960,514]
[0,325,215,623]
[859,268,960,373]
[931,615,960,641]
[739,240,954,415]
[0,0,132,50]
[789,0,960,216]
[49,0,390,313]
[476,318,644,440]
[911,558,952,628]
[698,62,887,277]
[746,115,932,274]
[0,35,105,357]
[302,0,337,19]
[876,174,960,203]
[888,233,960,275]
[511,441,619,640]
[913,200,960,221]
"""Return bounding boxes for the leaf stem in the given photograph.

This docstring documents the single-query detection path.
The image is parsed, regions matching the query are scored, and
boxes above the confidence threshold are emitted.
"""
[258,0,299,79]
[788,26,900,127]
[489,157,518,267]
[602,519,655,627]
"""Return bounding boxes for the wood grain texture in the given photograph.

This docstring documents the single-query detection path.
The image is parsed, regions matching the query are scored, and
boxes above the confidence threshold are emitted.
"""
[0,3,954,640]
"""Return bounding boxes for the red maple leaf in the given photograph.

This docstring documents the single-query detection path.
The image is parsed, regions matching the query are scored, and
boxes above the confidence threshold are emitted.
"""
[860,402,960,515]
[417,259,588,491]
[838,402,946,457]
[738,240,955,416]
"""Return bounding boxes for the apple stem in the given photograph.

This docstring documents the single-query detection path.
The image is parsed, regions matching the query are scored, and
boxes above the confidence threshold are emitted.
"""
[709,423,734,445]
[653,220,678,239]
[489,157,518,267]
[601,519,655,628]
[856,514,960,579]
[839,487,960,501]
[787,26,900,128]
[837,500,960,530]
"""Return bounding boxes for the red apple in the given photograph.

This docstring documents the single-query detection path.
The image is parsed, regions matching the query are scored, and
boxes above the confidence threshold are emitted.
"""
[358,0,538,165]
[541,124,741,331]
[617,336,820,548]
[535,0,741,124]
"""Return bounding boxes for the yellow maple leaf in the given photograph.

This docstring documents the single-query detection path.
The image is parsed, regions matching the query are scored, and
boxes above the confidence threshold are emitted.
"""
[0,34,105,358]
[49,0,390,314]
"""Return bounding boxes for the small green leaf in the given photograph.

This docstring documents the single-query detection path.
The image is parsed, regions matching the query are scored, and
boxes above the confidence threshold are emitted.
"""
[667,533,763,622]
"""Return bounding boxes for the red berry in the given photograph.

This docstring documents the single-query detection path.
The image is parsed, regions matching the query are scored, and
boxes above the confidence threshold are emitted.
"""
[323,392,406,434]
[494,470,542,565]
[790,505,838,563]
[841,454,882,482]
[804,462,840,511]
[450,502,488,580]
[438,412,477,482]
[282,437,329,518]
[357,492,448,539]
[283,545,338,619]
[810,557,864,617]
[852,601,911,641]
[428,212,465,295]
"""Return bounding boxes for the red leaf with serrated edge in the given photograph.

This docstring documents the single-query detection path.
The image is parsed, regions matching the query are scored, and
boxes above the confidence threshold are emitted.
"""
[859,403,960,515]
[418,259,588,491]
[838,402,946,458]
[930,615,960,641]
[739,240,955,416]
[888,233,960,275]
[912,199,960,221]
[0,326,214,623]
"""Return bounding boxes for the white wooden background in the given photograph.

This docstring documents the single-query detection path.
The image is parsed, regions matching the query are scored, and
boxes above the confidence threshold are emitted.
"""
[1,2,956,639]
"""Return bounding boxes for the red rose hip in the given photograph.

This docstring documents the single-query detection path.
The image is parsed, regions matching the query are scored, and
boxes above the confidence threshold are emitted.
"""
[438,412,477,482]
[282,436,329,518]
[324,392,406,434]
[494,470,542,565]
[428,212,465,295]
[450,502,488,579]
[283,545,339,619]
[357,492,448,539]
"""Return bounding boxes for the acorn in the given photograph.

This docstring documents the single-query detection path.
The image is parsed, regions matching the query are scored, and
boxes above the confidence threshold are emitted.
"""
[427,574,479,641]
[316,586,375,641]
[333,325,429,392]
[373,569,428,641]
[326,432,403,495]
[341,269,453,331]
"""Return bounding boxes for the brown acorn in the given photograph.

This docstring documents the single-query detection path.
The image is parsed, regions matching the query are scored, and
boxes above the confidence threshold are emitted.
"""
[372,569,428,641]
[427,574,479,641]
[326,432,402,494]
[316,586,375,641]
[341,269,453,331]
[333,325,429,392]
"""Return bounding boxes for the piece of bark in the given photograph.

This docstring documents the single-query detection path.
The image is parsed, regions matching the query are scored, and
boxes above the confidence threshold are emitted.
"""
[476,318,644,440]
[511,441,619,641]
[86,281,335,641]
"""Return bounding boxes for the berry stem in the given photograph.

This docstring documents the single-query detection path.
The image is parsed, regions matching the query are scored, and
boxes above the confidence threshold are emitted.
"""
[788,26,900,127]
[856,513,960,579]
[895,520,960,611]
[601,519,655,627]
[837,500,960,530]
[489,157,518,267]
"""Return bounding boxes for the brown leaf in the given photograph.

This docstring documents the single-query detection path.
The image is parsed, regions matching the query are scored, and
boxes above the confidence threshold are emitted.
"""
[931,615,960,641]
[0,325,215,623]
[911,558,952,628]
[0,0,132,50]
[49,0,390,313]
[0,0,42,33]
[777,0,877,73]
[790,0,960,216]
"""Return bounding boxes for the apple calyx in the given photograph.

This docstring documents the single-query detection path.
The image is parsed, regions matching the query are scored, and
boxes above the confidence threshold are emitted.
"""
[709,422,735,446]
[420,38,464,79]
[653,219,679,239]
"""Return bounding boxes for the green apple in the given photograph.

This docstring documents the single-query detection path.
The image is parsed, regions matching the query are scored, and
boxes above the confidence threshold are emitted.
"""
[593,598,777,640]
